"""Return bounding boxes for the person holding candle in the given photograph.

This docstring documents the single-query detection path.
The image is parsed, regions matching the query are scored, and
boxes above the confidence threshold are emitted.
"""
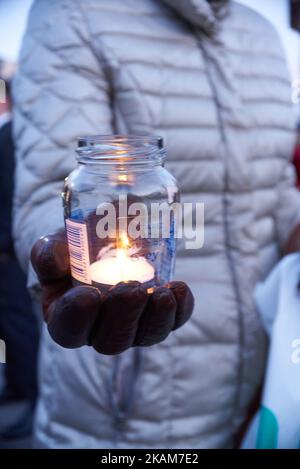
[12,0,300,450]
[30,228,193,354]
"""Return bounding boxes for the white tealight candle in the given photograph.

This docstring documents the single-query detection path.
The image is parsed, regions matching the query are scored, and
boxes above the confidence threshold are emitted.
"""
[89,246,155,286]
[90,256,154,285]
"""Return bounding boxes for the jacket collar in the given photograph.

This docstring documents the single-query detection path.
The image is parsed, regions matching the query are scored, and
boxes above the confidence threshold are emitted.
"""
[161,0,229,34]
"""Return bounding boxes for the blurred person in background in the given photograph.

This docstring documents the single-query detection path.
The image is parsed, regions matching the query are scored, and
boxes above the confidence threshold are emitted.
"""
[12,0,300,449]
[0,75,39,440]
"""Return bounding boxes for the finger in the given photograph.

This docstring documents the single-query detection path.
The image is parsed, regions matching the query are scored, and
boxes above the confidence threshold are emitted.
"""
[47,286,101,348]
[42,278,72,322]
[167,281,194,330]
[134,287,176,346]
[31,228,70,285]
[91,281,148,355]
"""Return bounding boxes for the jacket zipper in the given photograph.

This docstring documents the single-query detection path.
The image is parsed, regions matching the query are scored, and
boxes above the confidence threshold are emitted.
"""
[194,31,245,439]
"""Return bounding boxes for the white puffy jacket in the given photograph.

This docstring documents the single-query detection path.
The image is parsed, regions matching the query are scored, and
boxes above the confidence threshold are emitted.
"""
[13,0,300,448]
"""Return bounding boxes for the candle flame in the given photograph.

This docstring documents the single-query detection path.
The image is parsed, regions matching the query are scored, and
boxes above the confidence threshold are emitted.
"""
[116,232,130,265]
[120,232,130,248]
[118,174,128,182]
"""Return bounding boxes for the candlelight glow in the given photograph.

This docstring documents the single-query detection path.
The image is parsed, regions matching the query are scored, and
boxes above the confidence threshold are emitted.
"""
[89,232,154,285]
[119,232,130,249]
[116,233,131,276]
[117,174,128,182]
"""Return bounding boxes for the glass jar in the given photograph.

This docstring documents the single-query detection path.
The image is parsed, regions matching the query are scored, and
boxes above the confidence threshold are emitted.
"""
[62,135,180,291]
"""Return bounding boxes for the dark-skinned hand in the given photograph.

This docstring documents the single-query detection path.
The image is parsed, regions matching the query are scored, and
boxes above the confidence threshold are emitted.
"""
[30,229,194,355]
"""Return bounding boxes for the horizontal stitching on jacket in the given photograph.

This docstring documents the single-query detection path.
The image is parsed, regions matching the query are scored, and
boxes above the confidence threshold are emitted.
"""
[176,185,282,194]
[155,123,219,129]
[235,72,290,85]
[100,30,194,45]
[119,59,204,72]
[154,124,294,131]
[178,190,224,196]
[117,88,291,108]
[252,186,284,194]
[241,97,292,107]
[225,46,285,62]
[119,60,290,86]
[225,23,278,37]
[116,88,213,100]
[178,192,244,197]
[252,184,283,192]
[167,159,222,165]
[86,4,172,18]
[167,159,221,164]
[252,152,293,162]
[98,31,285,63]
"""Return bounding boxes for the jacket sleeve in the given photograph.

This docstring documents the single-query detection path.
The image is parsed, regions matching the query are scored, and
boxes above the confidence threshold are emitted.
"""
[12,0,113,291]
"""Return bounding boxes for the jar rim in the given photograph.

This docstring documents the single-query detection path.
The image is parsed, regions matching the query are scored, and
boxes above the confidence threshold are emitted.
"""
[76,134,165,165]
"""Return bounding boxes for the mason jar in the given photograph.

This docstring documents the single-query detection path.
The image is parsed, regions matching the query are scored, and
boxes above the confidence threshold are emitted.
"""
[62,135,180,291]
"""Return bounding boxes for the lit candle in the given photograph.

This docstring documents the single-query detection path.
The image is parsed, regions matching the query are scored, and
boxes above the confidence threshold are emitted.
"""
[89,234,154,285]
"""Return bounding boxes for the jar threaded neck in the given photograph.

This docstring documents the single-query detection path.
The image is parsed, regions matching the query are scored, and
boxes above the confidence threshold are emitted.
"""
[76,135,165,166]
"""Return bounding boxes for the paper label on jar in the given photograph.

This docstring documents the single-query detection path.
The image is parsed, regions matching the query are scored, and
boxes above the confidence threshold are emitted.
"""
[65,219,91,285]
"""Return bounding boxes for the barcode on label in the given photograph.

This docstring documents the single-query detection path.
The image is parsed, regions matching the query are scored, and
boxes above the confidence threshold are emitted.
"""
[65,219,91,284]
